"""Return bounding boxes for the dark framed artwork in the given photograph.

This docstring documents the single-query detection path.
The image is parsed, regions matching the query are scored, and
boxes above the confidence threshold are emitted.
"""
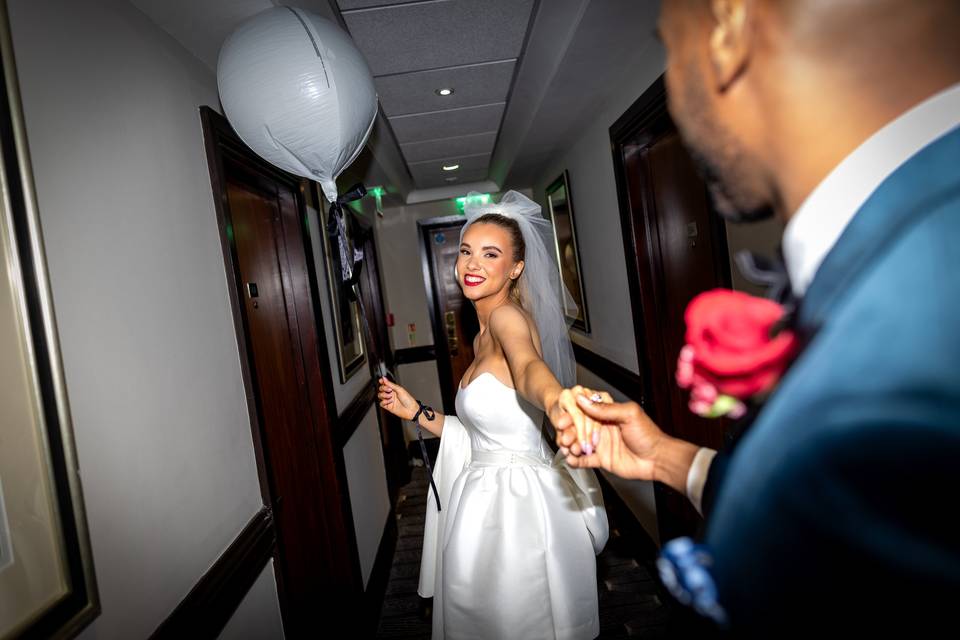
[546,171,590,333]
[0,2,99,637]
[314,184,365,382]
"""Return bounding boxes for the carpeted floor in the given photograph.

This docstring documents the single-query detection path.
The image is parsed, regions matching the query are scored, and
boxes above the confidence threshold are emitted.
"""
[376,465,691,638]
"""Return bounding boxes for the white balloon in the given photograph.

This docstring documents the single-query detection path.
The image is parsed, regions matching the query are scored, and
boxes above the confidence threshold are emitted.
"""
[217,7,378,202]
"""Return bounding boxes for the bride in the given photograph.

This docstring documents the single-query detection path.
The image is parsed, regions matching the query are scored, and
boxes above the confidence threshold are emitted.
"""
[377,191,608,639]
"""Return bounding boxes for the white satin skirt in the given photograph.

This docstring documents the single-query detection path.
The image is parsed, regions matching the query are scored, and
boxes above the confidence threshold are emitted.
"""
[419,418,608,640]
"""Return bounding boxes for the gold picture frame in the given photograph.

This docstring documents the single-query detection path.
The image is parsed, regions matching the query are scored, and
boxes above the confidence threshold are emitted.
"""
[546,171,590,333]
[0,2,99,637]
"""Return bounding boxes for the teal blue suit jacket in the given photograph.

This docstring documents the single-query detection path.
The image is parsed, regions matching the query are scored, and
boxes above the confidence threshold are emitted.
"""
[702,125,960,634]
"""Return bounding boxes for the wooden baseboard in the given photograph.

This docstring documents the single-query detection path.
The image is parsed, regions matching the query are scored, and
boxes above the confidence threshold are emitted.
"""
[151,508,276,639]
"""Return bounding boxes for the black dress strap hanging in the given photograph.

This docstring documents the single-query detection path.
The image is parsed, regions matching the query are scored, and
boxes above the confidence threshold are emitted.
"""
[411,401,441,512]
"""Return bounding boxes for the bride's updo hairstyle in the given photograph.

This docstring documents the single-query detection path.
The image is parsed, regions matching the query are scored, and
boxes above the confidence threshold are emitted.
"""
[470,213,526,304]
[460,191,576,387]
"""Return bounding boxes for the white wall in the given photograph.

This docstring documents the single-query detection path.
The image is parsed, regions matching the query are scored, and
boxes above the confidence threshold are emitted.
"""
[376,198,462,352]
[531,47,668,375]
[374,198,461,442]
[7,0,282,636]
[342,407,391,587]
[219,560,285,640]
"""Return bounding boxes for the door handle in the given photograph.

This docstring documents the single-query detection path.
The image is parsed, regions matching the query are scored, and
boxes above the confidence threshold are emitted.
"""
[445,310,458,355]
[246,282,259,308]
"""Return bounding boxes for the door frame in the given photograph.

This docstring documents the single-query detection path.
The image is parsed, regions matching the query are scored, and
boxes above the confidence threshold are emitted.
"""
[609,75,733,429]
[609,76,733,539]
[417,215,468,414]
[199,106,364,634]
[352,216,410,501]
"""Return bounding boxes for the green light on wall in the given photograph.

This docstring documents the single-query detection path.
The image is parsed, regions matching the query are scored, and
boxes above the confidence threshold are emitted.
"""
[454,193,491,213]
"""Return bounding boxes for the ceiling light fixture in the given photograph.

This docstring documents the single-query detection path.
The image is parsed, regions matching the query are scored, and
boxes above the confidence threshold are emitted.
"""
[442,163,460,171]
[436,88,454,96]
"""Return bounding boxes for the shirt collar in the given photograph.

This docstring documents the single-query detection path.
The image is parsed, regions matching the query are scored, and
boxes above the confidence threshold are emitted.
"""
[782,82,960,296]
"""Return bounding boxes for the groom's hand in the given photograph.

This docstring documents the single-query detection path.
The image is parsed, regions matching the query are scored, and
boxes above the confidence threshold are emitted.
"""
[562,396,663,481]
[564,397,700,493]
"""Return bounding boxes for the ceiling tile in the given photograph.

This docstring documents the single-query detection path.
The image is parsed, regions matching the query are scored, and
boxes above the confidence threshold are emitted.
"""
[390,103,503,143]
[401,132,497,163]
[376,60,516,117]
[342,0,535,76]
[336,0,420,9]
[409,151,490,173]
[410,157,489,187]
[414,167,490,189]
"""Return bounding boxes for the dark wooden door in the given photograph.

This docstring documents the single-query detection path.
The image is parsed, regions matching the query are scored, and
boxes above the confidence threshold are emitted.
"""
[418,217,479,413]
[202,108,362,637]
[612,77,733,541]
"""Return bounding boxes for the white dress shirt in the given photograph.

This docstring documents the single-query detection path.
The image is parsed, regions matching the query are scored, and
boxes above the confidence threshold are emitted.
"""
[685,82,960,514]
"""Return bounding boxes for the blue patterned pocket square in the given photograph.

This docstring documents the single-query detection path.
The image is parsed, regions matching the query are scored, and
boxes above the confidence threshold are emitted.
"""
[657,537,729,627]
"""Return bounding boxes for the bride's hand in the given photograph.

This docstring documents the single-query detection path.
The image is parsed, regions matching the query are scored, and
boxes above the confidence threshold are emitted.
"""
[548,385,611,456]
[553,386,613,456]
[378,377,418,421]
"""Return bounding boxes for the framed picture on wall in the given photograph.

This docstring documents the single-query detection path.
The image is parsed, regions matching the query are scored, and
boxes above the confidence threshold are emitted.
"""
[0,2,100,637]
[546,171,590,333]
[315,184,366,383]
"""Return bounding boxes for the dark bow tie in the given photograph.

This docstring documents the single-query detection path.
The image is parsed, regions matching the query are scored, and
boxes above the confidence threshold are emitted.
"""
[734,249,797,307]
[734,249,802,337]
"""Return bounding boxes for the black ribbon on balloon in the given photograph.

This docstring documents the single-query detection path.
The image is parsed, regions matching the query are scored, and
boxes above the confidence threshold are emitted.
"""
[326,183,392,380]
[327,185,444,508]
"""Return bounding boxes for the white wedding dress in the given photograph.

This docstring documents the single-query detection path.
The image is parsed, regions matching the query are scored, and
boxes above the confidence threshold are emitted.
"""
[418,372,609,640]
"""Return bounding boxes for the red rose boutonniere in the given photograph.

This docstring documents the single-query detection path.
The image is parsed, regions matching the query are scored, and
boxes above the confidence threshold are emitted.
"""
[676,289,799,419]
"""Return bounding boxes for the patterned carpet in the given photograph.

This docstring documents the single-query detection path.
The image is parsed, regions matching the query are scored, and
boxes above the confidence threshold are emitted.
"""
[376,465,695,639]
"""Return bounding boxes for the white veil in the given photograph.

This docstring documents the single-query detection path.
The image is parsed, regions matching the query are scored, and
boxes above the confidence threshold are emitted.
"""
[459,190,577,388]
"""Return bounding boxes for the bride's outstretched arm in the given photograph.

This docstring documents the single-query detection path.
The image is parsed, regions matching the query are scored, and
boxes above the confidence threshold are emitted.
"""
[378,376,445,437]
[489,306,597,450]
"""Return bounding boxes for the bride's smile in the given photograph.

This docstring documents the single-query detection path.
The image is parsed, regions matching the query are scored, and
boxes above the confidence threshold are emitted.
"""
[456,222,524,301]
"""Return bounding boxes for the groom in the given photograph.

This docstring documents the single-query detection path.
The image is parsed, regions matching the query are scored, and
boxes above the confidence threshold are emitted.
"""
[558,0,960,635]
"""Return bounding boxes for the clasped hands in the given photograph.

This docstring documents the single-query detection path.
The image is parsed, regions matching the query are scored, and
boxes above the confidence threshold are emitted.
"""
[552,386,665,482]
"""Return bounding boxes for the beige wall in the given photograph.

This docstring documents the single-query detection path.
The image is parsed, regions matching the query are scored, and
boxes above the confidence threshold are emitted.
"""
[376,198,462,352]
[375,197,472,443]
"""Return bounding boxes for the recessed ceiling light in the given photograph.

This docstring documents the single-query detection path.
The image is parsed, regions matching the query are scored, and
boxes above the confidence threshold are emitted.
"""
[442,163,460,171]
[436,88,454,96]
